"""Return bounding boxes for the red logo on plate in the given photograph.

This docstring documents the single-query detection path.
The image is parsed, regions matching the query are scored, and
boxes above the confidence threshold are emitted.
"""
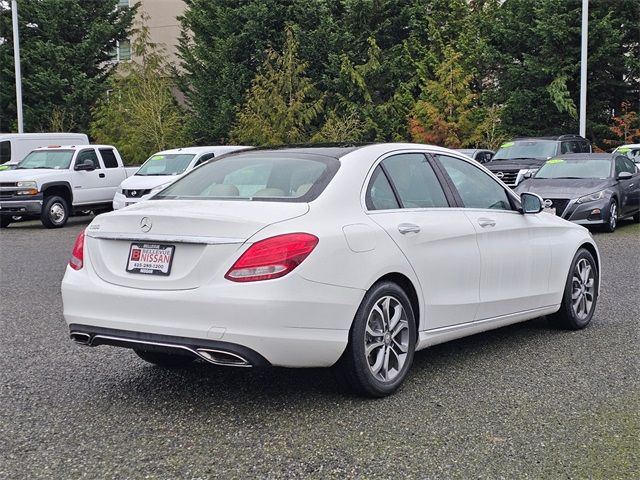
[130,248,141,261]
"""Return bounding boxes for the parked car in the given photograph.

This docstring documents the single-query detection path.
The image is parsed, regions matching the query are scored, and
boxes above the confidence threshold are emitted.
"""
[62,144,600,397]
[113,146,252,210]
[0,133,89,170]
[455,149,494,164]
[0,145,138,228]
[613,144,640,168]
[487,135,591,187]
[514,153,640,232]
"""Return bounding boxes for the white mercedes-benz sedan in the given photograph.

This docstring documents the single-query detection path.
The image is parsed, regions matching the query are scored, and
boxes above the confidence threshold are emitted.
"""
[62,144,600,397]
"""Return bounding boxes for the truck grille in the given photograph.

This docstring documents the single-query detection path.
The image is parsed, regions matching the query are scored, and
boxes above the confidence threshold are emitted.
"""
[545,198,571,217]
[0,183,19,199]
[123,189,151,198]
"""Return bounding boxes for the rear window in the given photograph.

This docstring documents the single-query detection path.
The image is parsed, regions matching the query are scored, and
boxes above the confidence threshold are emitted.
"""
[156,152,340,202]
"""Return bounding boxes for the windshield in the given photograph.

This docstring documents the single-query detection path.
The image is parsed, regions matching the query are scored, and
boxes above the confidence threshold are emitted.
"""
[136,153,195,176]
[493,141,557,160]
[156,152,339,202]
[616,147,640,164]
[535,159,611,179]
[17,150,74,169]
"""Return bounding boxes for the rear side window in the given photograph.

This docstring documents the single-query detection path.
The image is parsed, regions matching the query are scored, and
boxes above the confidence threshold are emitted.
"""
[437,155,513,210]
[156,152,339,202]
[381,153,449,208]
[99,149,119,168]
[0,141,10,164]
[366,166,400,210]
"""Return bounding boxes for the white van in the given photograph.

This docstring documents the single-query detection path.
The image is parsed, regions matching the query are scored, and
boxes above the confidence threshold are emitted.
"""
[0,133,89,168]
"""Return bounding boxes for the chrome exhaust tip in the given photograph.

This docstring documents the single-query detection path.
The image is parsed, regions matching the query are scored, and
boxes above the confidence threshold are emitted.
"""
[70,332,92,345]
[196,348,251,367]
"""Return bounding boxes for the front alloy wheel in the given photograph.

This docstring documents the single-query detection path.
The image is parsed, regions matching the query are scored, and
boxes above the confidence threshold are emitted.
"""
[605,200,617,232]
[337,281,417,397]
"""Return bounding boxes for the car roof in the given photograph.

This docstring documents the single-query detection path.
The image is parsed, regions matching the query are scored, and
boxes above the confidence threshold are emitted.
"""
[513,135,587,142]
[32,144,114,150]
[616,144,640,149]
[154,146,252,155]
[555,153,614,161]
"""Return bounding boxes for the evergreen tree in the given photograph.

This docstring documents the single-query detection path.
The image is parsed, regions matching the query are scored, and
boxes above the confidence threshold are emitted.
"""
[230,26,323,145]
[90,13,188,165]
[0,0,135,132]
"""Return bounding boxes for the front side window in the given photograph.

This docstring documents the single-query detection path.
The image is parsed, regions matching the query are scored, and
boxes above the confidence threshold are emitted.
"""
[437,155,512,210]
[0,141,10,164]
[136,154,196,176]
[381,154,449,208]
[17,150,74,170]
[156,152,339,202]
[76,149,100,169]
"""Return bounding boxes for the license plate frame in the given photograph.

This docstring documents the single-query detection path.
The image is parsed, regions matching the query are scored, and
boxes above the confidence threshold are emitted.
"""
[126,243,175,276]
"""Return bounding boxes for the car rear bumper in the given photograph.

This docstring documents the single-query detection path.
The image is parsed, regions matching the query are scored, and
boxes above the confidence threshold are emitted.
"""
[61,265,363,368]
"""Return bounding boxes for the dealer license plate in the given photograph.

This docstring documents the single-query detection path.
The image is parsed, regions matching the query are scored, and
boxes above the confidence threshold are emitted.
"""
[126,243,175,276]
[543,207,556,215]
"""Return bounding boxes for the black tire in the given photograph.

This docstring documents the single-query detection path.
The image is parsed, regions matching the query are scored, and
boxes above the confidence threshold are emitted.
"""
[41,195,69,228]
[604,199,617,233]
[548,248,599,330]
[336,281,417,397]
[0,217,11,228]
[134,349,195,368]
[633,211,640,223]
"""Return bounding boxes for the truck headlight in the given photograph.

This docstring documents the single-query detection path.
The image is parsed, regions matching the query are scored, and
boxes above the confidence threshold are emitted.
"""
[576,190,605,204]
[16,181,39,195]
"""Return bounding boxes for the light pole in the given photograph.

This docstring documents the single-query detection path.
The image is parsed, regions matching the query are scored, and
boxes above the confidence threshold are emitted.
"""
[11,0,24,133]
[579,0,588,138]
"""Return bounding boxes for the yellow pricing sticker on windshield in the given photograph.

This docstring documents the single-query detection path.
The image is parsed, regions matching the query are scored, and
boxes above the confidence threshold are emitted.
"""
[0,165,8,171]
[546,159,564,164]
[150,155,165,161]
[616,147,631,153]
[500,142,514,148]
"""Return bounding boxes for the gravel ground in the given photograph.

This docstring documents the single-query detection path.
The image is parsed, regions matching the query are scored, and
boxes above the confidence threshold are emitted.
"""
[0,216,638,479]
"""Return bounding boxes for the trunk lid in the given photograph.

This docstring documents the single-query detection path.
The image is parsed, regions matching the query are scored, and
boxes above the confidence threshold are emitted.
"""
[86,199,309,290]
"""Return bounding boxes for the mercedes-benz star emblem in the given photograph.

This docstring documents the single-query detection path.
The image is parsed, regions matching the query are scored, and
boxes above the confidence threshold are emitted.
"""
[496,172,504,179]
[543,199,553,208]
[140,217,152,233]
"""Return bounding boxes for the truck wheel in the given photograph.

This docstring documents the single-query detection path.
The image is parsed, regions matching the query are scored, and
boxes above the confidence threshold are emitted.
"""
[41,196,69,228]
[0,217,11,228]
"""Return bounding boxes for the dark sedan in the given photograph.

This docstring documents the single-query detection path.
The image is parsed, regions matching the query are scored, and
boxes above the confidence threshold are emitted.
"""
[515,153,640,232]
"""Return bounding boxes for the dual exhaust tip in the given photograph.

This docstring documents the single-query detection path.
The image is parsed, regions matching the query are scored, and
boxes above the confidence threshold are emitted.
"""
[69,331,251,367]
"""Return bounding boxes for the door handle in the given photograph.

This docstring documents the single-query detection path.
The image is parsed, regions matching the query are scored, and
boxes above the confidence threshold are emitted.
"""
[398,223,421,235]
[99,173,105,178]
[477,218,496,228]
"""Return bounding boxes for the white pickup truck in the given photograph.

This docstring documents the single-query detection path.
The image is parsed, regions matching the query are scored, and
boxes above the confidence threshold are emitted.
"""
[0,145,138,228]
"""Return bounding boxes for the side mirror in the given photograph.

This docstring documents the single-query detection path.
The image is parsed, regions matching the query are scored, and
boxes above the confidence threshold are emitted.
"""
[75,160,95,171]
[521,192,543,214]
[617,171,632,180]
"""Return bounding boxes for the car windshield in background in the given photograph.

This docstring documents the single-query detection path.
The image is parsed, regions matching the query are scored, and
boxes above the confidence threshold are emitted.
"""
[617,148,640,164]
[535,159,611,179]
[155,153,339,202]
[17,150,74,169]
[136,153,196,176]
[493,141,557,160]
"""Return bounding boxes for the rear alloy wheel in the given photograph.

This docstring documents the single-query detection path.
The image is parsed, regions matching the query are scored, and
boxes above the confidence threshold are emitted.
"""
[134,349,195,368]
[337,281,416,397]
[605,200,617,232]
[549,248,598,330]
[41,195,69,228]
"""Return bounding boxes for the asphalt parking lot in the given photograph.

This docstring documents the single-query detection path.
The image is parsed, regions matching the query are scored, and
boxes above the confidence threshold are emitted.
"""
[1,216,638,479]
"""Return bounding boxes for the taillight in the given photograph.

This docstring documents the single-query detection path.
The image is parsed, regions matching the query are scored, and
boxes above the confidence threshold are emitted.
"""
[225,233,319,282]
[69,229,85,270]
